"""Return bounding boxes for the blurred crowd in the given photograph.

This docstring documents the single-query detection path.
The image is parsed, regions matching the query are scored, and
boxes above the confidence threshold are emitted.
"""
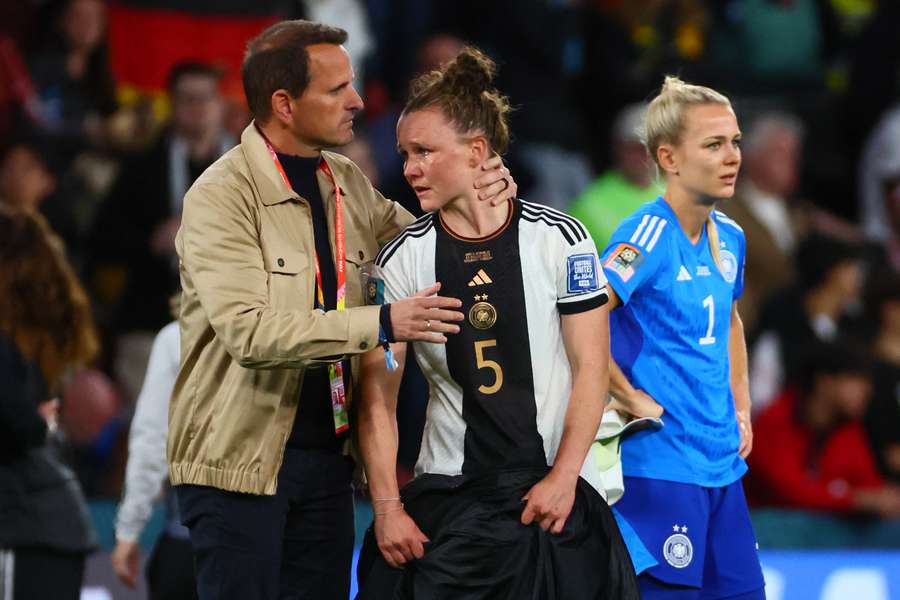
[2,0,900,546]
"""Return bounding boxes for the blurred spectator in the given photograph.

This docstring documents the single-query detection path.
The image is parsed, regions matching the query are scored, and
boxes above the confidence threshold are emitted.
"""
[363,0,435,110]
[721,112,808,332]
[580,1,712,170]
[568,102,662,251]
[863,270,900,484]
[301,0,374,85]
[0,142,57,213]
[876,177,900,272]
[749,235,866,412]
[366,33,466,217]
[435,0,594,210]
[0,207,99,600]
[746,341,900,519]
[596,0,711,83]
[88,60,233,406]
[709,0,839,92]
[112,314,196,598]
[336,136,380,188]
[27,0,117,172]
[0,0,40,47]
[859,102,900,245]
[0,35,41,142]
[841,1,900,172]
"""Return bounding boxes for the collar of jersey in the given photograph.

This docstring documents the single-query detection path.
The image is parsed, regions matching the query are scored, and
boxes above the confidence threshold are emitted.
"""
[655,196,708,252]
[439,199,515,243]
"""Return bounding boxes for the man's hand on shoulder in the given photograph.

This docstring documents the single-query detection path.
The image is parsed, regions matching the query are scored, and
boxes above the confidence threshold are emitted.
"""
[388,282,463,343]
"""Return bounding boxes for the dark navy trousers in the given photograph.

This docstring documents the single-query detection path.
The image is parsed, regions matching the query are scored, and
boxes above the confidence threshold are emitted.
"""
[176,448,355,600]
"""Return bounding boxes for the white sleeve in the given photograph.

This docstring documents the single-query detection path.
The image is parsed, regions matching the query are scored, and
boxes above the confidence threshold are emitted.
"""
[872,111,900,180]
[556,230,609,315]
[748,331,783,416]
[114,322,180,543]
[373,239,416,305]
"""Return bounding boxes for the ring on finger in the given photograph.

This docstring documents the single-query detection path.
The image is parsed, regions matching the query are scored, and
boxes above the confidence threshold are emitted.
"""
[425,320,431,330]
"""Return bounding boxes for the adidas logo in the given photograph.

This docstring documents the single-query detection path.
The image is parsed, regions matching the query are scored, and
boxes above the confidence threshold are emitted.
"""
[676,265,692,281]
[468,269,493,287]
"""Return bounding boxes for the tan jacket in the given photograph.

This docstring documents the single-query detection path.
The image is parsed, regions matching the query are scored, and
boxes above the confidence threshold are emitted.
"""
[168,123,414,495]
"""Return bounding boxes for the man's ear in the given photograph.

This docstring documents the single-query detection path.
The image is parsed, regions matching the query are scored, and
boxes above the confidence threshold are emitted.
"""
[270,89,295,126]
[657,144,678,176]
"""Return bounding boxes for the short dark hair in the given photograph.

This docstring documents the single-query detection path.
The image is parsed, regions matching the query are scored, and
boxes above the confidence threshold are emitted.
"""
[794,235,863,293]
[167,60,225,93]
[865,268,900,326]
[797,339,871,394]
[242,20,347,123]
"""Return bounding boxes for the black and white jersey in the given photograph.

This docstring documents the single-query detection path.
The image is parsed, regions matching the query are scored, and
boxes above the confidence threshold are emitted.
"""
[374,199,608,478]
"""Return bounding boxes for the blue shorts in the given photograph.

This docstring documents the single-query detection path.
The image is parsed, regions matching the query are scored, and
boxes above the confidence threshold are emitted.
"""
[614,477,765,599]
[611,506,658,575]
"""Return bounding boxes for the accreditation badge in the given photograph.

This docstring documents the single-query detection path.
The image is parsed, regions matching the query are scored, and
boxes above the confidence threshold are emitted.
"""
[329,361,349,434]
[359,263,385,305]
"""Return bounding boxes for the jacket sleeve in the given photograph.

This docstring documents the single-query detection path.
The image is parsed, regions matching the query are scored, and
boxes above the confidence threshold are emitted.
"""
[178,181,381,369]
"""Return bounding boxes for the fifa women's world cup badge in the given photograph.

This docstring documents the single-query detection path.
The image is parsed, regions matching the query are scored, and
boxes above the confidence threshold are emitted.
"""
[663,525,693,568]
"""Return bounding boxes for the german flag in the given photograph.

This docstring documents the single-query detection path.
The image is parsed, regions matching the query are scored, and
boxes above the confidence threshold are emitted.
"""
[108,0,287,97]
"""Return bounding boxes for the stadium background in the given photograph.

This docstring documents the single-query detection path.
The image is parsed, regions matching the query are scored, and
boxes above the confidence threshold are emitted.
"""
[3,0,900,598]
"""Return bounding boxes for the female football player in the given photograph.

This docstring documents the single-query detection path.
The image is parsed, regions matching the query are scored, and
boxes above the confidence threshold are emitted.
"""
[600,76,765,599]
[355,47,639,599]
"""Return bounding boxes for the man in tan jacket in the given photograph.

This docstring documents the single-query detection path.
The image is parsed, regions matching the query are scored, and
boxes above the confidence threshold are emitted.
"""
[169,20,514,600]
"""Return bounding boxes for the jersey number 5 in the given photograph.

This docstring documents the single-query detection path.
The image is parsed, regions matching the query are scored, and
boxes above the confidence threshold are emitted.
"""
[474,340,504,394]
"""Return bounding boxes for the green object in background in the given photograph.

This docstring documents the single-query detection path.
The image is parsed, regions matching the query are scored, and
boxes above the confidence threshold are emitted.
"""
[830,0,873,19]
[568,171,662,252]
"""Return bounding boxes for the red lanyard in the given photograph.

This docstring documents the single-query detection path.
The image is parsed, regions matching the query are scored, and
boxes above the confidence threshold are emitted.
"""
[262,135,349,434]
[263,140,347,311]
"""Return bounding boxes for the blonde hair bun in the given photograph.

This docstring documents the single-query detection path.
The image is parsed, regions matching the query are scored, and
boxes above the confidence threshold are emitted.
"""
[644,75,732,166]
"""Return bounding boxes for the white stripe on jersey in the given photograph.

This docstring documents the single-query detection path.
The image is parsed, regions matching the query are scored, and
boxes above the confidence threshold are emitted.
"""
[637,216,660,247]
[629,214,651,244]
[627,214,668,252]
[375,213,434,267]
[646,218,667,251]
[521,200,586,244]
[714,211,743,232]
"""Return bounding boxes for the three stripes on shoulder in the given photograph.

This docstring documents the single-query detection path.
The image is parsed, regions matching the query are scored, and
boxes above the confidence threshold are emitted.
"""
[629,215,667,252]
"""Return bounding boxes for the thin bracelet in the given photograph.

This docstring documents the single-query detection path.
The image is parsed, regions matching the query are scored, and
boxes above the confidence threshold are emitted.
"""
[375,503,405,516]
[372,496,401,503]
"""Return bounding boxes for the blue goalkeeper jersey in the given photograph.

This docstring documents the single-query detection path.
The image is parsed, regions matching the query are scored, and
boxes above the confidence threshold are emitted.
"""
[601,197,747,487]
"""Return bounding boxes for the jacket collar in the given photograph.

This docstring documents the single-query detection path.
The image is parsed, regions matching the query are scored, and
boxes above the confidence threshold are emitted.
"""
[241,122,339,207]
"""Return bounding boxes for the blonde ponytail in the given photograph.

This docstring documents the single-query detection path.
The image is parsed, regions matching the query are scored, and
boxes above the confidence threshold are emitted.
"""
[707,216,722,272]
